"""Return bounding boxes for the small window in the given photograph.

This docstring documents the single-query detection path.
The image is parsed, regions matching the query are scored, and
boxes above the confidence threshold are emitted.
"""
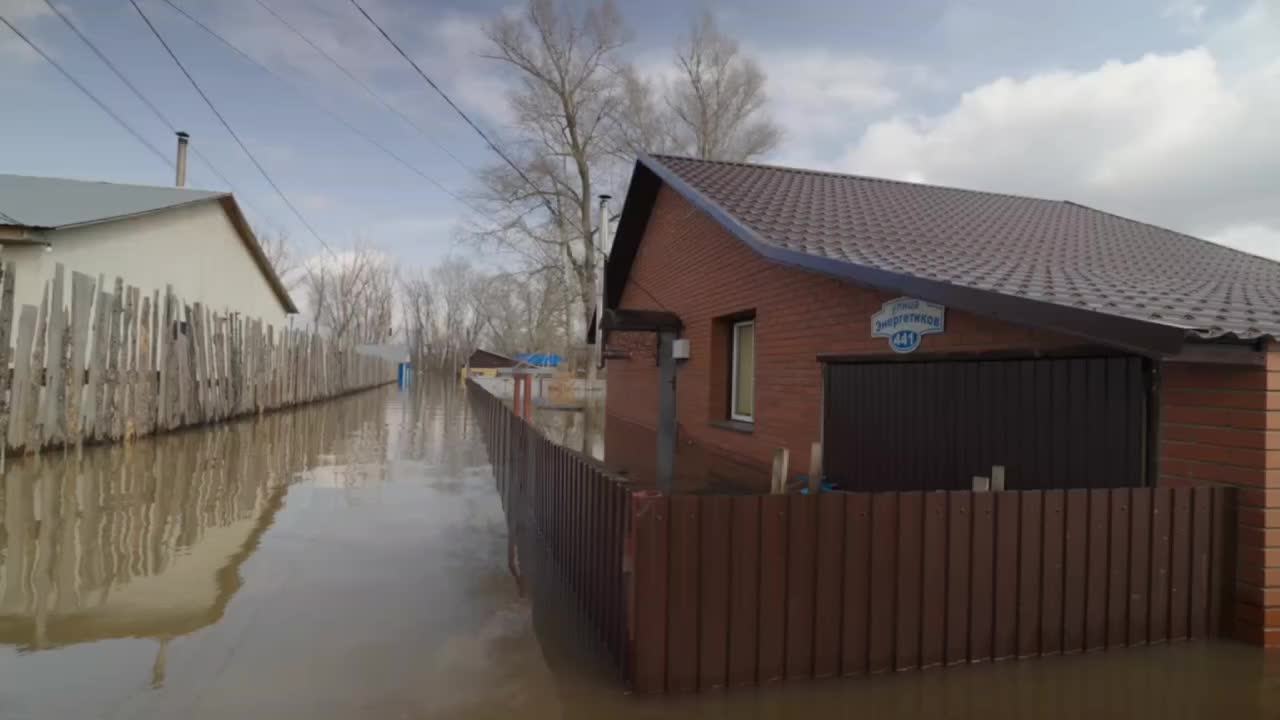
[730,320,755,422]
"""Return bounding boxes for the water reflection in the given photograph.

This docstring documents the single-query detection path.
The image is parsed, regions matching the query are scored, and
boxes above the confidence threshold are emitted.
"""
[0,381,1276,719]
[0,390,388,653]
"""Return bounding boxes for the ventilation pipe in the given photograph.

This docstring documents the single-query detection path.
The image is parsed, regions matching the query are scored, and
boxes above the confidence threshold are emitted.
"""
[594,194,612,372]
[175,131,190,187]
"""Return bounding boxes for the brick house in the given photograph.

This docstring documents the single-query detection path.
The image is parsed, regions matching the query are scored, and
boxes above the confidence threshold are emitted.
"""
[599,154,1280,647]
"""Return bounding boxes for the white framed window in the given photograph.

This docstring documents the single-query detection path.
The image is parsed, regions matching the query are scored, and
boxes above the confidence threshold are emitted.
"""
[730,319,755,422]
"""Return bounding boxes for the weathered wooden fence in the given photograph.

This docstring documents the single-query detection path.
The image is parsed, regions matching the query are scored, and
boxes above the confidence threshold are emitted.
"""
[0,262,396,455]
[469,380,632,677]
[630,487,1237,693]
[467,383,1238,696]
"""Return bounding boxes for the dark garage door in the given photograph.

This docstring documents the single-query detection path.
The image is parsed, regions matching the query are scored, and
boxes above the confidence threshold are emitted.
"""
[823,356,1149,492]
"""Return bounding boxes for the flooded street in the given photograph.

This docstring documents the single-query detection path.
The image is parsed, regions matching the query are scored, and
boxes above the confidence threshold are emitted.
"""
[1,382,1278,718]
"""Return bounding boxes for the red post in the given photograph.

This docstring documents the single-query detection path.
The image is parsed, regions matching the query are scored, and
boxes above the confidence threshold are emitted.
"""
[522,373,534,420]
[514,371,524,417]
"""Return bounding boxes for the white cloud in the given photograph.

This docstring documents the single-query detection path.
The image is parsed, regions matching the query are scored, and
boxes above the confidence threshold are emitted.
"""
[836,1,1280,256]
[761,51,932,168]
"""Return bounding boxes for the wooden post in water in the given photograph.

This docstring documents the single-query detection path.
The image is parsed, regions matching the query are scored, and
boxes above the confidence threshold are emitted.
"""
[807,441,823,495]
[771,448,790,495]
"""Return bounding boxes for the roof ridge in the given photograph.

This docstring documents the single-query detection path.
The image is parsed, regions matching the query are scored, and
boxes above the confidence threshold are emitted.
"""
[647,153,1067,206]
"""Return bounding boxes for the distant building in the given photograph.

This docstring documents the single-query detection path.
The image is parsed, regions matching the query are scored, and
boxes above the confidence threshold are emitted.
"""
[465,349,517,377]
[0,174,296,328]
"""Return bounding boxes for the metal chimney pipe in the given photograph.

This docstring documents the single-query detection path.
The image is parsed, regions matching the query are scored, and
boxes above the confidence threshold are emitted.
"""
[594,194,612,371]
[175,131,190,187]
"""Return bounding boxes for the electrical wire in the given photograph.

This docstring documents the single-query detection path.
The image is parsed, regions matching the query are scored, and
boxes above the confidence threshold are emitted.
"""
[249,0,474,177]
[0,15,173,172]
[38,0,281,228]
[156,0,489,219]
[128,0,337,259]
[345,0,561,223]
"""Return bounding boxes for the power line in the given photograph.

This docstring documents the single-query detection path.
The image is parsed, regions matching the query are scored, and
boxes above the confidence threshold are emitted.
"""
[345,0,561,223]
[156,0,489,218]
[250,0,474,177]
[38,0,279,227]
[128,0,336,259]
[0,14,173,172]
[346,0,666,318]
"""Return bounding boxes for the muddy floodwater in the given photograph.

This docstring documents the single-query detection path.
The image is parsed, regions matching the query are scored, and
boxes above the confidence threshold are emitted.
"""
[1,382,1278,718]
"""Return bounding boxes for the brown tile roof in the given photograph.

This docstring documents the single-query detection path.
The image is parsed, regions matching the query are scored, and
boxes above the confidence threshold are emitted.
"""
[616,154,1280,349]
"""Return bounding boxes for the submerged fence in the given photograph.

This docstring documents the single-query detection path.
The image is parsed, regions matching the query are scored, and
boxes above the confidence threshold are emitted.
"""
[0,262,396,454]
[629,487,1237,693]
[469,380,631,675]
[468,382,1239,695]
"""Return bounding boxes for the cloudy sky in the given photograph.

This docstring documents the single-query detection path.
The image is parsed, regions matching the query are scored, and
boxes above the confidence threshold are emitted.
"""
[1,0,1277,270]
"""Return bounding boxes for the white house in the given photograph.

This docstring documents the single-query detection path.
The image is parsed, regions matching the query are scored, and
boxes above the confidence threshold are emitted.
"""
[0,174,296,328]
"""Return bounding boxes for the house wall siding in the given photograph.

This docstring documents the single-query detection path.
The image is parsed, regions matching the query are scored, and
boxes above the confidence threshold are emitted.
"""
[7,201,289,333]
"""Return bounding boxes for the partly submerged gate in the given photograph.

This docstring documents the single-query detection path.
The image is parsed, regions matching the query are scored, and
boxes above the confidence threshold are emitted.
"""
[823,355,1150,491]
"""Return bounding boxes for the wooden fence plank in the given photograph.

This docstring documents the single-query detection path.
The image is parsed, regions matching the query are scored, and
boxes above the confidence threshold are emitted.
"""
[1169,488,1192,640]
[945,492,972,665]
[993,491,1020,660]
[894,491,923,671]
[1017,490,1043,658]
[42,264,67,447]
[757,494,788,685]
[631,493,669,694]
[123,287,139,439]
[85,285,110,442]
[1041,490,1065,655]
[666,495,700,693]
[1062,489,1089,653]
[1128,488,1152,645]
[8,305,36,451]
[785,494,818,680]
[727,496,761,688]
[921,492,947,668]
[970,491,995,662]
[813,493,846,679]
[867,492,898,673]
[1107,489,1131,648]
[66,272,94,445]
[1189,487,1211,638]
[698,495,731,690]
[841,493,871,676]
[1149,488,1172,643]
[28,282,49,447]
[0,263,13,452]
[1086,489,1110,651]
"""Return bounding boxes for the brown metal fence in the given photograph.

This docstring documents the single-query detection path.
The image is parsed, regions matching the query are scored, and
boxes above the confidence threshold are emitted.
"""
[469,382,1237,696]
[469,380,632,677]
[629,487,1237,694]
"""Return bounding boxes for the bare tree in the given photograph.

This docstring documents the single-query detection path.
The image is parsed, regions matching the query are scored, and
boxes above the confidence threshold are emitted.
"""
[255,228,300,290]
[302,245,394,346]
[479,0,628,365]
[667,12,781,162]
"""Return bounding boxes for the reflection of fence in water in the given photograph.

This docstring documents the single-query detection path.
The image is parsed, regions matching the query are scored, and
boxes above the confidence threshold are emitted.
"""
[0,389,388,650]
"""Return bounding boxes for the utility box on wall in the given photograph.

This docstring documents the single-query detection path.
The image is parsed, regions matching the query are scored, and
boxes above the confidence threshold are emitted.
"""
[672,338,691,360]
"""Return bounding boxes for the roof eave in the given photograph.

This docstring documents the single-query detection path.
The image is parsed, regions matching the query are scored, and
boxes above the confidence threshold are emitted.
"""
[216,196,299,315]
[613,153,1185,358]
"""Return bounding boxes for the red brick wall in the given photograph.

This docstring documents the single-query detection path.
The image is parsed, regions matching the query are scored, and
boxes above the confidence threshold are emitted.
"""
[1159,355,1280,646]
[605,185,1089,492]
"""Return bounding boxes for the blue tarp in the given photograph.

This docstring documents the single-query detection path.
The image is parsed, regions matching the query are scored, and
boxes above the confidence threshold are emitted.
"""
[516,353,562,368]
